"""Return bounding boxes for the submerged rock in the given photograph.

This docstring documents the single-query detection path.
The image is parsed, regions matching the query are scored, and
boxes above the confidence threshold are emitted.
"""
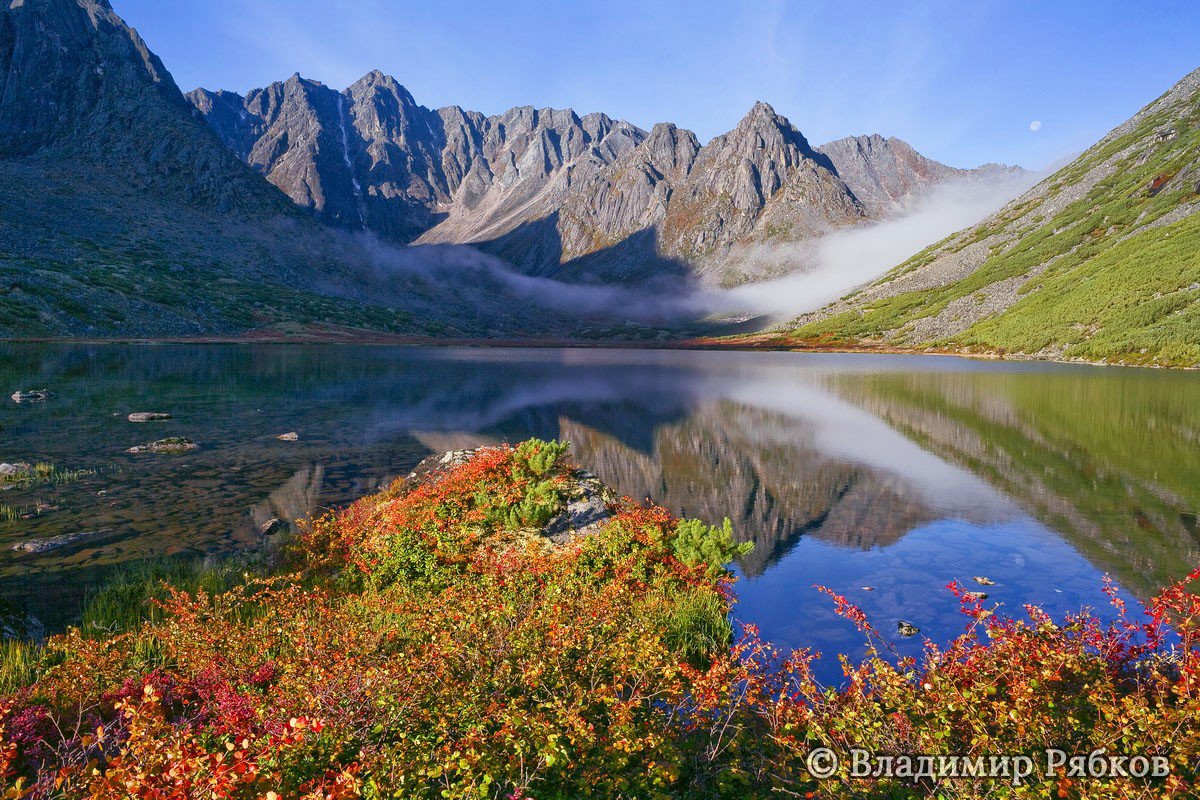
[0,599,44,642]
[10,390,50,403]
[128,412,173,422]
[276,432,299,441]
[973,576,997,586]
[127,437,198,454]
[962,591,989,602]
[897,621,921,637]
[12,529,109,554]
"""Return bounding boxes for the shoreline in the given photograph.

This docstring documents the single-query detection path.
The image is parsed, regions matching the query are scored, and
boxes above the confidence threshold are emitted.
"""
[0,330,1191,370]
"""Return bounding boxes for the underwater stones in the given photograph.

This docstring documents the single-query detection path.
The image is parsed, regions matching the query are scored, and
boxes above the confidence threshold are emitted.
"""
[11,530,109,554]
[128,412,173,422]
[0,599,44,641]
[962,591,989,602]
[126,437,198,454]
[10,390,50,403]
[973,576,997,586]
[276,432,299,441]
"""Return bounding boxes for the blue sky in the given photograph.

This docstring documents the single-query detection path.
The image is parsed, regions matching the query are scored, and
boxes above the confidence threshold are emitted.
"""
[118,0,1199,170]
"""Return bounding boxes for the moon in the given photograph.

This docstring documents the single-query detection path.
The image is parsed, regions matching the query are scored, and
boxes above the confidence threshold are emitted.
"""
[1029,120,1043,132]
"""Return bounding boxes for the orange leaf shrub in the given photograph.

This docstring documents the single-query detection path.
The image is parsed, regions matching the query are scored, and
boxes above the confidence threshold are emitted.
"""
[0,441,1195,798]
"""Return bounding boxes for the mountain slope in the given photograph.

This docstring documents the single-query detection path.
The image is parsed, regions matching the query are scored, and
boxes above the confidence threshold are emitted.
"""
[191,75,1018,287]
[0,0,584,338]
[786,67,1200,367]
[0,0,283,211]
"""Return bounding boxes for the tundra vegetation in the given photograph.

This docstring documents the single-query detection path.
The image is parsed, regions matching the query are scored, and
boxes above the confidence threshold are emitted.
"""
[0,440,1196,798]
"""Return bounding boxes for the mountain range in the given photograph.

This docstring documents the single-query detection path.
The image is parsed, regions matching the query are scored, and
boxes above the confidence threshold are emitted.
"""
[187,73,1021,287]
[1,0,1195,367]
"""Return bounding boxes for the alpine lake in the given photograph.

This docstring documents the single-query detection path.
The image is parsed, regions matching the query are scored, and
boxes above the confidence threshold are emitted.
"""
[1,344,1196,683]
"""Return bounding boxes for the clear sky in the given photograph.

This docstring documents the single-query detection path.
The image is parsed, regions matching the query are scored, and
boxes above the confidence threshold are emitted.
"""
[115,0,1200,170]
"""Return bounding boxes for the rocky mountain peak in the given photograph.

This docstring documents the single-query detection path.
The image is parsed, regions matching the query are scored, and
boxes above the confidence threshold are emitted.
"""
[184,62,1022,286]
[0,0,286,210]
[817,134,1029,215]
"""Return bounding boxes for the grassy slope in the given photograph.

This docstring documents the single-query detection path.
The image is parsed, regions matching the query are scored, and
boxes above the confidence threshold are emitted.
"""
[789,76,1200,367]
[0,160,432,338]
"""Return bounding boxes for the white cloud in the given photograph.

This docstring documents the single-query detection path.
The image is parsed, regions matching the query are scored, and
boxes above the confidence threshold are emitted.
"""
[1029,120,1042,132]
[713,169,1041,318]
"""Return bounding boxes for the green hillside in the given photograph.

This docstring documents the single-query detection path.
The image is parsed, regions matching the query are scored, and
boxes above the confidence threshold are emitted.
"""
[787,67,1200,367]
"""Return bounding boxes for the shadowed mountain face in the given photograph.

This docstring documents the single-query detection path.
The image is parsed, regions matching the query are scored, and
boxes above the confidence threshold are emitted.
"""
[190,74,1019,287]
[0,0,283,210]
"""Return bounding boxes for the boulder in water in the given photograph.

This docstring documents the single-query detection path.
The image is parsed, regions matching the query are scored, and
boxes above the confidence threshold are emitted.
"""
[126,437,198,454]
[128,412,173,422]
[258,518,286,536]
[10,390,50,403]
[12,529,110,554]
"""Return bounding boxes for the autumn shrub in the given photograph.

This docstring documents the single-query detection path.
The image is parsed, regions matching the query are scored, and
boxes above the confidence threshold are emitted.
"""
[0,440,1196,798]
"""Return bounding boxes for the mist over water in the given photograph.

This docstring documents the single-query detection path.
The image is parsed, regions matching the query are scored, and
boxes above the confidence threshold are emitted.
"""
[719,170,1042,318]
[360,170,1042,327]
[361,237,708,324]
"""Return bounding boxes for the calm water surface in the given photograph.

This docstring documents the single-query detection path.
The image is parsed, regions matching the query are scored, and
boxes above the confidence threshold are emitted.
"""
[1,345,1197,682]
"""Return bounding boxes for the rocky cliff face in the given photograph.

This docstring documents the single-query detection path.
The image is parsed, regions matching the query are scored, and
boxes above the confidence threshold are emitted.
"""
[0,0,285,211]
[191,73,1011,286]
[0,0,595,338]
[817,134,1024,215]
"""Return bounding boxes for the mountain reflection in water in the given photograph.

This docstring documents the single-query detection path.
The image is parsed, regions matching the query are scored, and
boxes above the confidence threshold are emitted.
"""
[0,345,1196,678]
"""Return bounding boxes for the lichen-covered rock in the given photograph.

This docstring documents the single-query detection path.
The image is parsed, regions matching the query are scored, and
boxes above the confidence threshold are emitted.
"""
[403,450,617,543]
[543,470,618,544]
[126,437,198,454]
